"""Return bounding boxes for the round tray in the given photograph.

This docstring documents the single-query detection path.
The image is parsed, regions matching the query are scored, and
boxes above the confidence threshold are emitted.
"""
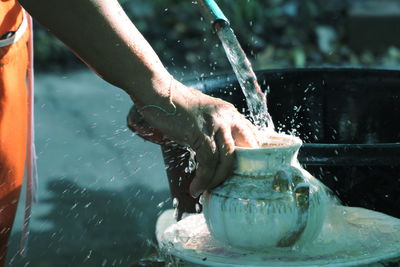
[160,206,400,266]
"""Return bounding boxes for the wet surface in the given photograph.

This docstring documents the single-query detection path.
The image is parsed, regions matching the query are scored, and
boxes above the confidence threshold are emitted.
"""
[9,181,169,267]
[161,208,400,266]
[6,71,170,266]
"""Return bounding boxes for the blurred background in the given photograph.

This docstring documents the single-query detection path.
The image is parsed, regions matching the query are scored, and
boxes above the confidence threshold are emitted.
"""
[31,0,400,73]
[6,0,400,266]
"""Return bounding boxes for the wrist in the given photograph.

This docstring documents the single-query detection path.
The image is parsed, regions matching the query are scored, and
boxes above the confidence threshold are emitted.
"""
[132,72,178,114]
[124,67,171,102]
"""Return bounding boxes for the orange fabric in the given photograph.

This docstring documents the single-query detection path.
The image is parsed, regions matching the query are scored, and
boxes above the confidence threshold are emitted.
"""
[0,0,23,34]
[0,1,29,265]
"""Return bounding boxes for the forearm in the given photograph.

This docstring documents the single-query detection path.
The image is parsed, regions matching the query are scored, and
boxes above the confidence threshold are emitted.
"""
[19,0,171,104]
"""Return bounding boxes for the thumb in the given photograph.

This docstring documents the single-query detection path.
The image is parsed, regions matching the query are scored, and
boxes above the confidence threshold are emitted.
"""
[232,120,259,148]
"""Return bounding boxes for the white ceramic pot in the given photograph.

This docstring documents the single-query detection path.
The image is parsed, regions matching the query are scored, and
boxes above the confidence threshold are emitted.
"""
[202,134,328,249]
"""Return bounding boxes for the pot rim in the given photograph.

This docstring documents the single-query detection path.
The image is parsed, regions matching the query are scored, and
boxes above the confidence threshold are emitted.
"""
[235,132,302,151]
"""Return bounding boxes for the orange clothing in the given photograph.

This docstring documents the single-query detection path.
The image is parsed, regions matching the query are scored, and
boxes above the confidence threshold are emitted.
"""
[0,1,29,265]
[0,0,23,34]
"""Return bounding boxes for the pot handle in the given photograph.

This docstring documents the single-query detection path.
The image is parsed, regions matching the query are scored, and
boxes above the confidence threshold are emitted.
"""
[277,172,310,247]
[294,183,310,217]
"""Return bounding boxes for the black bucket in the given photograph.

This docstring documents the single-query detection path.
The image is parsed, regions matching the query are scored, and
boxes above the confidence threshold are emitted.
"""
[161,68,400,219]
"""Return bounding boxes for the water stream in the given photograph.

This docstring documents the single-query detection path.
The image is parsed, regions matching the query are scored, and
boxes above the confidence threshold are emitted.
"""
[215,23,274,132]
[160,2,400,265]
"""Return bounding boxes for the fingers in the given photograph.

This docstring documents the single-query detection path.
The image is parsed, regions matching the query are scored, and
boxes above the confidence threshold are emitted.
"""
[189,112,259,198]
[232,117,260,148]
[127,106,169,144]
[206,126,235,189]
[189,123,236,197]
[189,135,218,198]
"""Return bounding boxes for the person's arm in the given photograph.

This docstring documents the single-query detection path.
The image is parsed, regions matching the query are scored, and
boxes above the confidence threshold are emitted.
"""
[19,0,259,197]
[19,0,169,105]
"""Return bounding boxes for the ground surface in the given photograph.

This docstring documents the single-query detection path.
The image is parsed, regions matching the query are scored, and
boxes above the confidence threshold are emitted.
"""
[6,71,170,267]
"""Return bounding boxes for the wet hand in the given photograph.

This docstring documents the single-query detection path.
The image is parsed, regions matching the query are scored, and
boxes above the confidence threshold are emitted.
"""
[136,79,259,198]
[127,106,169,145]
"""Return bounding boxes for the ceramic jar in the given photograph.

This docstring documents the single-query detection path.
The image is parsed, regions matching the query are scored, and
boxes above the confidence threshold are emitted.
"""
[202,134,328,249]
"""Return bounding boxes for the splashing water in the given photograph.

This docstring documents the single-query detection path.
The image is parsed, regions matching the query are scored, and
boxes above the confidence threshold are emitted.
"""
[216,23,274,132]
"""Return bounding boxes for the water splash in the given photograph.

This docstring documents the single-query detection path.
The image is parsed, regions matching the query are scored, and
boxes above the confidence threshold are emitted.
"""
[215,23,274,132]
[161,205,400,265]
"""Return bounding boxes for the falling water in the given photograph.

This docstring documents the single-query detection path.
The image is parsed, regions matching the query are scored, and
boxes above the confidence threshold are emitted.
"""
[215,23,274,131]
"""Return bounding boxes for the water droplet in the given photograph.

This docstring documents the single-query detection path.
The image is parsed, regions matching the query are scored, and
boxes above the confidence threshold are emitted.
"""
[195,203,201,213]
[199,195,204,205]
[86,250,92,260]
[173,198,179,208]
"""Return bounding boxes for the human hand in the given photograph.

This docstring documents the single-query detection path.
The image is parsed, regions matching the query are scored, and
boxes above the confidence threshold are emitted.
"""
[127,106,169,145]
[133,79,259,198]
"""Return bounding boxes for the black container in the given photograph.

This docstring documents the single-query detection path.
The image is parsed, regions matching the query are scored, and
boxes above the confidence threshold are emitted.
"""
[161,68,400,219]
